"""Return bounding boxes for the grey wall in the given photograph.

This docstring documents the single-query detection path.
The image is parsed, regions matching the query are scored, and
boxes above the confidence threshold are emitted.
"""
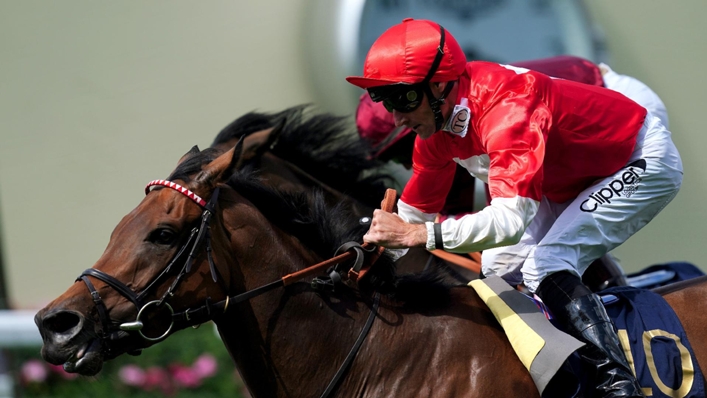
[583,1,707,272]
[0,0,314,308]
[1,0,706,308]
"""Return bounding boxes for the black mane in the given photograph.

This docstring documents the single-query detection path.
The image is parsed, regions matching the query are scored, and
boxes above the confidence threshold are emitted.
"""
[212,105,397,209]
[167,105,453,308]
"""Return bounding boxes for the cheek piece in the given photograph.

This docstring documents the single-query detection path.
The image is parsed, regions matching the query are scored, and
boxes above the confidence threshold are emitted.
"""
[426,80,455,132]
[422,25,456,132]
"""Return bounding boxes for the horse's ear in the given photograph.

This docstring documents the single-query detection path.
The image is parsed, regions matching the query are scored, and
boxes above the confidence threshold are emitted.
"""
[177,145,200,166]
[237,117,286,165]
[200,137,244,184]
[263,116,286,153]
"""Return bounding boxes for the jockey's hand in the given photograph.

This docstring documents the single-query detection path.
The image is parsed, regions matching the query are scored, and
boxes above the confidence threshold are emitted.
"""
[363,209,428,249]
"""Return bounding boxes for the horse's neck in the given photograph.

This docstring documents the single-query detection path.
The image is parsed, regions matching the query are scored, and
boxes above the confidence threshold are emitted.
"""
[214,193,367,396]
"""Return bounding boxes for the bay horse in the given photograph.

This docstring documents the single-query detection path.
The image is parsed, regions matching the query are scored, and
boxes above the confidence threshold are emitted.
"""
[34,143,529,396]
[34,141,707,397]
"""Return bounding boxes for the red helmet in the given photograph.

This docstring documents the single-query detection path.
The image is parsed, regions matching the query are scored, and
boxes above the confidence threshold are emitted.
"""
[346,18,467,89]
[356,93,413,157]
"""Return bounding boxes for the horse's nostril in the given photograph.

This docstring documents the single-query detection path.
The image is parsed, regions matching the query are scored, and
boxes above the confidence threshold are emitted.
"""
[43,311,83,335]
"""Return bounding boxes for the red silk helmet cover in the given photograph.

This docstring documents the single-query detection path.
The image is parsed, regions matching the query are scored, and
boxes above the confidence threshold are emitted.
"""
[347,18,467,89]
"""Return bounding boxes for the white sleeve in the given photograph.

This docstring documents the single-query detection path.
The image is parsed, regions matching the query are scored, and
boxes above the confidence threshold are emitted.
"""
[423,196,539,253]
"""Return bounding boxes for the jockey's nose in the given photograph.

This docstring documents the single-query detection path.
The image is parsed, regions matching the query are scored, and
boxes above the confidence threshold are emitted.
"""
[392,110,407,127]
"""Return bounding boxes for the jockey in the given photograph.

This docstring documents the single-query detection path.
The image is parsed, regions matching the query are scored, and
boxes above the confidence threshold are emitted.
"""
[347,18,682,397]
[356,55,670,286]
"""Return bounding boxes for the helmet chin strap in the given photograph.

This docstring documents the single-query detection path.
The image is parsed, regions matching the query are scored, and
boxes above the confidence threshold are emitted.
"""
[417,24,455,132]
[424,81,456,132]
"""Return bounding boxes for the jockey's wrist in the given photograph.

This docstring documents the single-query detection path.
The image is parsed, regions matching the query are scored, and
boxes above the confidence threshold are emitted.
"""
[425,222,443,251]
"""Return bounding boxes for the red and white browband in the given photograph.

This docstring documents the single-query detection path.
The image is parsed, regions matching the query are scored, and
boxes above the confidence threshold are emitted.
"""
[145,179,207,207]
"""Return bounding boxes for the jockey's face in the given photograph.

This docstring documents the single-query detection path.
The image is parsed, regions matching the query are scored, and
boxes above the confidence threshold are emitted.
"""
[391,82,454,140]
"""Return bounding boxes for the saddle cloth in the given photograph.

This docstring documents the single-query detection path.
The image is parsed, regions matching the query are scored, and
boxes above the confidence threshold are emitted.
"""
[469,277,705,397]
[602,286,705,398]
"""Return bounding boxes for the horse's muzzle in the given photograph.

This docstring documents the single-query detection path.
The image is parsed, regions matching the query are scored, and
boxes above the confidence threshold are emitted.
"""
[35,308,105,375]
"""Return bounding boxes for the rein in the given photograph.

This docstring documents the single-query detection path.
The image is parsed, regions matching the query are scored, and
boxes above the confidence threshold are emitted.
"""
[168,188,396,325]
[430,249,481,274]
[78,179,393,396]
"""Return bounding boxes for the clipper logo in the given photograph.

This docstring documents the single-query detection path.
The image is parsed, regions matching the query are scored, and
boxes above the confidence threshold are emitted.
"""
[580,159,647,213]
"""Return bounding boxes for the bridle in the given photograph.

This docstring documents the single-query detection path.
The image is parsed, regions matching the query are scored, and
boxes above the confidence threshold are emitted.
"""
[78,179,224,348]
[78,179,388,397]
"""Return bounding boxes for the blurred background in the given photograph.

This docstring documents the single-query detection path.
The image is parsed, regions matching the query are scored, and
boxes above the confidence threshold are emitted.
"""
[0,0,705,396]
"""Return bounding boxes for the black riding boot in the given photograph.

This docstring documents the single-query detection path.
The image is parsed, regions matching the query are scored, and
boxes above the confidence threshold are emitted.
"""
[559,294,645,398]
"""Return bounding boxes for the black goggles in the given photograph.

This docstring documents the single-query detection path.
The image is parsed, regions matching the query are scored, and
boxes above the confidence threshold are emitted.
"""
[367,84,425,113]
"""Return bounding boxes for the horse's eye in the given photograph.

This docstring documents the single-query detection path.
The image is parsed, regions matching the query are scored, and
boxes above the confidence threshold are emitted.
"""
[150,228,177,245]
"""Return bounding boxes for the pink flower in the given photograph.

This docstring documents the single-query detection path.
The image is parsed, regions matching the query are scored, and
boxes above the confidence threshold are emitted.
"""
[21,360,48,383]
[48,363,79,380]
[118,364,146,387]
[192,354,218,378]
[169,364,202,388]
[143,366,172,394]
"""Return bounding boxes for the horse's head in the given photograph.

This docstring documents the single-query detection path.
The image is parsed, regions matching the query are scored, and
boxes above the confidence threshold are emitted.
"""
[34,142,246,376]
